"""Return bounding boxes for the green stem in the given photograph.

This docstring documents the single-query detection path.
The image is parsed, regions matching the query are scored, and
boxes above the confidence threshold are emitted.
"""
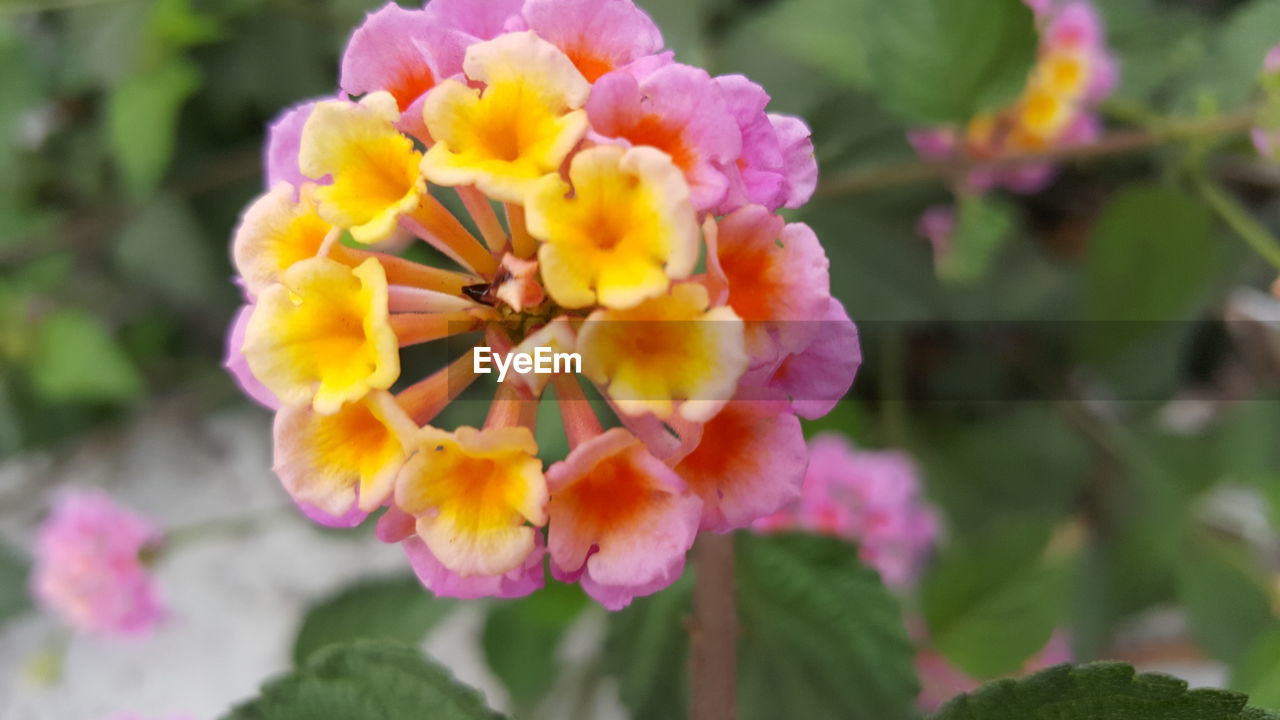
[879,329,910,449]
[1194,176,1280,271]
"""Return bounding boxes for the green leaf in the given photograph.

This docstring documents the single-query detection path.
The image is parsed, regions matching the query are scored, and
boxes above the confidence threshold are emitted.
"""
[1178,0,1280,113]
[1233,625,1280,712]
[292,576,453,665]
[226,640,507,720]
[1176,536,1274,664]
[605,533,919,720]
[735,533,919,720]
[113,193,226,308]
[481,581,588,717]
[0,543,30,627]
[863,0,1038,124]
[931,662,1280,720]
[107,58,201,197]
[922,522,1070,680]
[28,309,144,404]
[753,0,872,89]
[1080,184,1219,362]
[937,195,1017,285]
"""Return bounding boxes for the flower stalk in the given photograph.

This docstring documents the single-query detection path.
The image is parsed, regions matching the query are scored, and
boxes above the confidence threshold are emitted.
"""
[691,532,738,720]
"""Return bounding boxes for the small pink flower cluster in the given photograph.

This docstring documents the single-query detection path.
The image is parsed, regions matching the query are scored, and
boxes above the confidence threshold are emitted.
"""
[30,490,165,637]
[754,433,938,588]
[909,0,1117,195]
[1252,45,1280,161]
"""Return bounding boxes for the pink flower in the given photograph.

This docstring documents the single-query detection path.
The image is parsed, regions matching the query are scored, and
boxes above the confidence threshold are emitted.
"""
[712,76,817,214]
[916,630,1073,711]
[523,0,664,82]
[340,4,441,138]
[546,428,701,610]
[223,304,280,411]
[755,434,938,587]
[586,63,742,211]
[31,490,166,637]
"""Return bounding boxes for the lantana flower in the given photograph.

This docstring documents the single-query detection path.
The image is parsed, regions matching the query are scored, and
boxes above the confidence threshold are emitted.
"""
[755,434,939,588]
[225,0,854,609]
[31,490,166,637]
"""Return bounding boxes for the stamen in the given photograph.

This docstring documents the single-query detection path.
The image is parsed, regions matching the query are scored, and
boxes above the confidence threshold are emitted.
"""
[394,349,479,425]
[405,195,499,277]
[456,185,509,254]
[389,311,484,347]
[504,203,538,259]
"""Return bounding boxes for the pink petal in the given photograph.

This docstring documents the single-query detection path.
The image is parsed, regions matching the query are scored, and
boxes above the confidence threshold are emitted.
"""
[404,534,545,599]
[770,298,860,420]
[523,0,664,82]
[421,0,527,78]
[340,4,440,138]
[264,101,325,191]
[770,113,818,208]
[223,304,281,411]
[906,128,958,160]
[294,498,369,528]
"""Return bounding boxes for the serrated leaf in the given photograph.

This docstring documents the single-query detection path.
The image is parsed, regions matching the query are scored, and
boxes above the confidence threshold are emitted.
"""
[605,533,919,720]
[863,0,1038,124]
[932,662,1280,720]
[28,309,144,403]
[1080,184,1219,362]
[923,522,1070,680]
[481,581,588,717]
[938,195,1017,285]
[107,58,201,197]
[292,576,453,665]
[226,640,506,720]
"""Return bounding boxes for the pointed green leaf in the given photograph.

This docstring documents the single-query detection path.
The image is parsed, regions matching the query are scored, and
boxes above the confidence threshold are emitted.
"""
[293,576,454,665]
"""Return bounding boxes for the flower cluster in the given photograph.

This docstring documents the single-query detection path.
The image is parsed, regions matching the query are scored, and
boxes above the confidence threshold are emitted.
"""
[909,0,1116,195]
[225,0,859,609]
[30,490,165,636]
[1253,44,1280,161]
[754,434,938,588]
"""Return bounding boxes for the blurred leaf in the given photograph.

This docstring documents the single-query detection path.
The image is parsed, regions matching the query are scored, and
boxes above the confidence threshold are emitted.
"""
[481,581,588,717]
[1176,536,1274,665]
[637,0,711,66]
[1233,625,1280,712]
[1179,0,1280,112]
[0,543,30,627]
[113,193,225,307]
[292,576,453,665]
[603,574,691,720]
[754,0,871,89]
[226,640,506,720]
[28,308,144,404]
[937,194,1017,285]
[735,533,919,720]
[107,58,201,197]
[1080,185,1218,361]
[922,522,1070,680]
[931,662,1280,719]
[863,0,1038,124]
[605,533,919,720]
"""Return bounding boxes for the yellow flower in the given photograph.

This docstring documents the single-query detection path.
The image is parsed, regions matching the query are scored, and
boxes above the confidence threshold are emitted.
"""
[578,283,747,422]
[396,426,547,576]
[273,390,417,515]
[244,257,399,414]
[420,32,590,203]
[527,145,699,309]
[1036,50,1090,101]
[233,182,334,297]
[299,92,425,244]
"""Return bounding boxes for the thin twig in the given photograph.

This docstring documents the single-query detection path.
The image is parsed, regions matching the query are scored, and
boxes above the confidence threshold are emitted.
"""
[1194,175,1280,271]
[818,110,1260,196]
[690,533,737,720]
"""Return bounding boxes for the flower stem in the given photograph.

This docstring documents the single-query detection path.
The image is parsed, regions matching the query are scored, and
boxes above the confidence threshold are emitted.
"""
[504,204,538,260]
[690,533,738,720]
[1194,175,1280,271]
[819,110,1259,196]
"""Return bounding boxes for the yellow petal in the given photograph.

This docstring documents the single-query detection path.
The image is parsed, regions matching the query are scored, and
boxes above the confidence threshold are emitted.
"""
[420,32,590,203]
[299,92,425,244]
[528,145,699,310]
[244,257,400,414]
[233,182,334,297]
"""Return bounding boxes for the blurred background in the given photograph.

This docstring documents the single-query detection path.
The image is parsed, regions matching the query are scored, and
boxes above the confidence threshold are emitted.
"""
[0,0,1279,718]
